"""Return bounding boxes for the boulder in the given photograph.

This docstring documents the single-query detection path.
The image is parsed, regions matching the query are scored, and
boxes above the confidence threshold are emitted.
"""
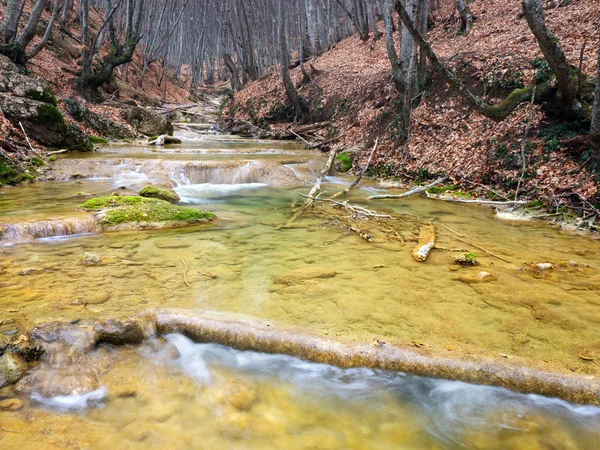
[17,369,100,397]
[64,98,135,140]
[122,106,173,137]
[0,352,28,387]
[0,72,56,105]
[139,185,180,204]
[0,95,92,151]
[0,54,18,73]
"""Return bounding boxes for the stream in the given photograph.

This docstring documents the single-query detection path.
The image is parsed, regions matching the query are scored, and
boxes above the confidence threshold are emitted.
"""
[1,126,600,448]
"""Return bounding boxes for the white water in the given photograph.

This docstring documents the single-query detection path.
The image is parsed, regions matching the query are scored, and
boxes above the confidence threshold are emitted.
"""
[175,183,268,204]
[0,217,100,246]
[31,388,107,412]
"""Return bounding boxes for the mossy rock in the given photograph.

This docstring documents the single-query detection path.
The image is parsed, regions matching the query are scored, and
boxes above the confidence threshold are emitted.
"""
[455,252,479,266]
[79,195,215,229]
[139,185,180,204]
[335,152,353,172]
[26,87,57,107]
[90,136,108,144]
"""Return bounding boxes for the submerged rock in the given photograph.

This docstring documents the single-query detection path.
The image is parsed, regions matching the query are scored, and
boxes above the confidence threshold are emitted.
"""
[30,322,98,353]
[274,267,337,285]
[139,185,180,204]
[17,369,100,397]
[457,271,497,284]
[79,195,216,230]
[81,252,102,265]
[0,398,24,411]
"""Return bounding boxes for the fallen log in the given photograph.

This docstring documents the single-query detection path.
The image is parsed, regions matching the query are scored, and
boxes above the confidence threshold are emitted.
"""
[412,224,436,262]
[369,177,448,200]
[425,192,527,206]
[148,135,183,146]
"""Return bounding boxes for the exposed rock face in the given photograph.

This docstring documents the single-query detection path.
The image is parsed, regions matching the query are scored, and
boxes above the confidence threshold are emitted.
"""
[64,98,135,140]
[0,71,56,105]
[122,106,174,137]
[0,95,92,151]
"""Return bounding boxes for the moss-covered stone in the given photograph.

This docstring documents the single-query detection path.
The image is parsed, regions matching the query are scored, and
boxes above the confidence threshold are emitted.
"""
[26,87,57,106]
[90,136,108,144]
[455,252,479,266]
[33,103,65,126]
[0,154,29,185]
[79,195,215,228]
[139,185,180,204]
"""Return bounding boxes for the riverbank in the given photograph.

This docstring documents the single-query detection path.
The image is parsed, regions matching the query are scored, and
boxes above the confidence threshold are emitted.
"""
[220,0,600,224]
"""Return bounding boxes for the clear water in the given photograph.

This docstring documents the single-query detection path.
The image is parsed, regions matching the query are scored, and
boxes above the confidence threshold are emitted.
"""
[1,130,600,448]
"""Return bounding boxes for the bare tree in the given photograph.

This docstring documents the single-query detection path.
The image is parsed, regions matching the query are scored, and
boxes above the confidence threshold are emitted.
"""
[591,37,600,163]
[455,0,473,35]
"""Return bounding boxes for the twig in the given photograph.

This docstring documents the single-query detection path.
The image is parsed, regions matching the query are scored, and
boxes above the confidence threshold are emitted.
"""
[463,179,509,201]
[46,149,68,156]
[181,259,192,287]
[515,87,536,201]
[369,177,448,200]
[438,223,511,263]
[300,194,394,218]
[289,129,313,146]
[19,122,39,156]
[571,191,600,218]
[330,138,378,199]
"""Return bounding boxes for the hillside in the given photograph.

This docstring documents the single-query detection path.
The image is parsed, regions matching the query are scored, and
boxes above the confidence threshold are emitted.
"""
[223,0,600,218]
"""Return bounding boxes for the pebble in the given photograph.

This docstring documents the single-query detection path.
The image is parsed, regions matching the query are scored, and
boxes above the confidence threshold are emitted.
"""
[0,398,23,411]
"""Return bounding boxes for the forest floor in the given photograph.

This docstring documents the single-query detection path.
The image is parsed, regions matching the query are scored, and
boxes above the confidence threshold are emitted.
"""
[223,0,600,222]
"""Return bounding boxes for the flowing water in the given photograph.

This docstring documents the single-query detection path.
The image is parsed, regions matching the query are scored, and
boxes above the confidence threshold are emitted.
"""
[1,128,600,448]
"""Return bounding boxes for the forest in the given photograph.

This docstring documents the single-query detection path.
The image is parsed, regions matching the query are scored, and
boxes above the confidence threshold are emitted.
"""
[1,1,600,448]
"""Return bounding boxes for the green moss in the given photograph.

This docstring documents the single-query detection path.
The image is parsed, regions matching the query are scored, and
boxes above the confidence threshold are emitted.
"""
[79,195,215,227]
[26,87,58,106]
[0,156,28,185]
[34,103,65,126]
[48,156,56,162]
[455,252,479,266]
[139,185,180,204]
[148,135,159,142]
[90,136,108,144]
[29,157,45,167]
[336,152,353,172]
[427,185,458,194]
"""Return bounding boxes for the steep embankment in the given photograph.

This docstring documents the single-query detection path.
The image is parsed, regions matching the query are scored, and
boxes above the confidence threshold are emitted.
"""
[223,0,600,214]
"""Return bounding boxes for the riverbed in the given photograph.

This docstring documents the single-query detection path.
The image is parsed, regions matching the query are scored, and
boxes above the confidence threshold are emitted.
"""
[1,128,599,448]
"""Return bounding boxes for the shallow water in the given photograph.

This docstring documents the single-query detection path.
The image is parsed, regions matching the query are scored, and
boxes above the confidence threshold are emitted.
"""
[1,129,600,447]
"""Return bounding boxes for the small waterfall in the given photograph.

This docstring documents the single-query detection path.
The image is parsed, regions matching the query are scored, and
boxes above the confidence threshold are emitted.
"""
[0,217,100,246]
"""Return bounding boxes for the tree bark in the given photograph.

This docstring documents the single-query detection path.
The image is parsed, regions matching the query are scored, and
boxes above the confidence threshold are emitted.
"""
[522,0,577,113]
[455,0,473,35]
[591,37,600,163]
[0,0,22,44]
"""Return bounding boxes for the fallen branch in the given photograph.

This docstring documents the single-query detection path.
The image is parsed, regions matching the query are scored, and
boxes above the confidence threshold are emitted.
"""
[19,122,38,155]
[300,193,395,219]
[330,138,378,199]
[425,192,527,206]
[309,130,349,149]
[46,149,68,156]
[438,223,511,263]
[412,224,436,262]
[369,177,448,200]
[181,259,192,287]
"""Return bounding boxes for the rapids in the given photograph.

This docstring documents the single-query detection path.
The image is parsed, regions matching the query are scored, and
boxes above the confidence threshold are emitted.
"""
[1,127,600,448]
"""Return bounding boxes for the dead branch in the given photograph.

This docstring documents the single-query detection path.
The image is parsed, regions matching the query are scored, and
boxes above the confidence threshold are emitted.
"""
[46,149,68,156]
[438,223,512,263]
[330,138,378,199]
[425,192,527,206]
[369,177,448,200]
[300,194,395,219]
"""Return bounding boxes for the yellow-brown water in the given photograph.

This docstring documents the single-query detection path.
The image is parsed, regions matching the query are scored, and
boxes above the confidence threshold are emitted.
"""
[1,132,600,448]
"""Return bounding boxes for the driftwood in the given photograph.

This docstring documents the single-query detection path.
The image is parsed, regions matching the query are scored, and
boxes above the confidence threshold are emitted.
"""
[46,149,68,156]
[412,224,436,262]
[369,177,448,200]
[300,194,394,219]
[425,192,527,206]
[282,147,339,227]
[329,138,378,200]
[148,135,183,146]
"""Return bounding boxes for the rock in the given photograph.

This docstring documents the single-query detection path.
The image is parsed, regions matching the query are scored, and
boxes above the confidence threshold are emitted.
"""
[0,71,56,105]
[72,291,111,306]
[0,398,24,411]
[0,54,18,73]
[17,370,99,397]
[0,352,27,386]
[534,262,555,271]
[95,319,149,346]
[64,98,135,140]
[81,252,102,265]
[151,134,182,146]
[19,267,42,276]
[29,322,98,353]
[122,106,174,137]
[274,267,337,285]
[457,271,497,284]
[139,185,180,204]
[212,380,257,411]
[0,95,92,151]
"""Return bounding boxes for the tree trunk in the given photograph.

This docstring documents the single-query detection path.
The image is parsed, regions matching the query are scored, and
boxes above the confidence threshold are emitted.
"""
[522,0,577,113]
[591,38,600,163]
[455,0,473,35]
[224,54,242,91]
[0,0,21,44]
